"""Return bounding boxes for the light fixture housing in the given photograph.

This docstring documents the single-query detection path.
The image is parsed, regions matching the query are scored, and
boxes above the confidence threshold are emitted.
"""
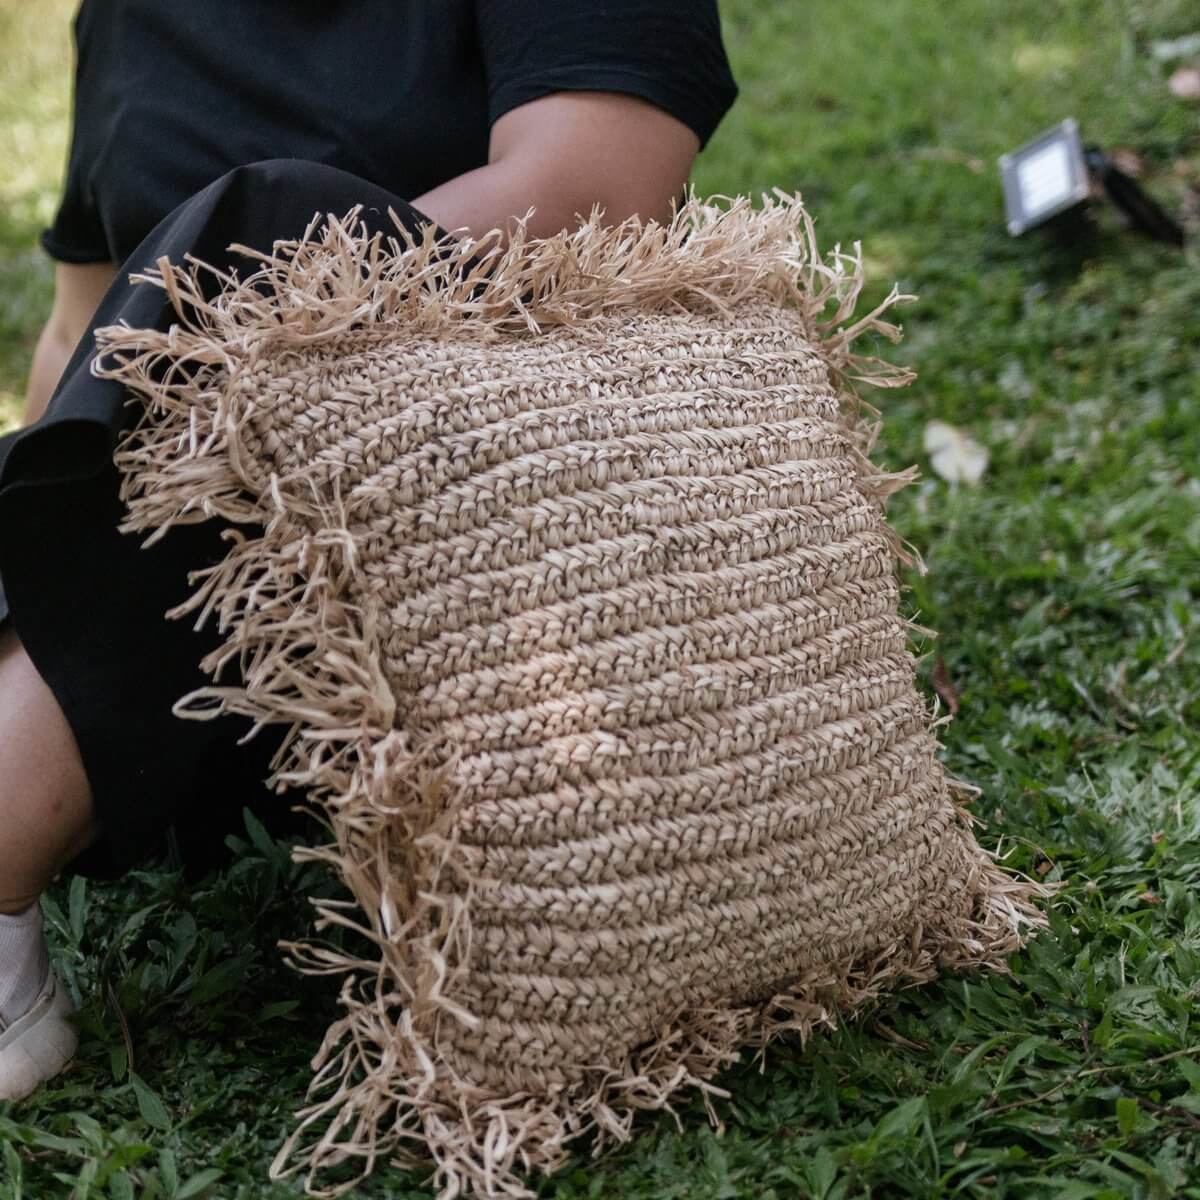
[999,118,1091,236]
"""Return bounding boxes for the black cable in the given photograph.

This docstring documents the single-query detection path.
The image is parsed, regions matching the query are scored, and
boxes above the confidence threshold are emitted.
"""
[1084,145,1186,247]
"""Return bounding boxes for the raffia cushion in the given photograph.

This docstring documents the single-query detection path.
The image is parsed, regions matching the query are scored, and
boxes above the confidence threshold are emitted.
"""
[98,197,1042,1199]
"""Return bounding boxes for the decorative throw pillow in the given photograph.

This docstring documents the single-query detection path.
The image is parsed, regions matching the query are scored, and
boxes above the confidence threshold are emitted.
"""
[98,196,1043,1199]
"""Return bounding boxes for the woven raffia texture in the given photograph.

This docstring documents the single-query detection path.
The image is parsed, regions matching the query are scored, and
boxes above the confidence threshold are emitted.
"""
[96,196,1044,1199]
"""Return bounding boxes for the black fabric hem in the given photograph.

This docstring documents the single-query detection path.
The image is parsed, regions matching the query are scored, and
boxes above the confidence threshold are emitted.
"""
[487,64,737,149]
[40,228,115,265]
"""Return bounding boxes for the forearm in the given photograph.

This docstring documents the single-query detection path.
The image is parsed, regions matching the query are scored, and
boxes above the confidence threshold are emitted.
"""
[413,157,663,242]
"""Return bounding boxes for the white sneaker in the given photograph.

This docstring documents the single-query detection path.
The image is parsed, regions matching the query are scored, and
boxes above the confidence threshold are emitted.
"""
[0,970,77,1101]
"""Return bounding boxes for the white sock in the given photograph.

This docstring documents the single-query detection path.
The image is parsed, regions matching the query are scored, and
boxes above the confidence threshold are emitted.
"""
[0,903,49,1027]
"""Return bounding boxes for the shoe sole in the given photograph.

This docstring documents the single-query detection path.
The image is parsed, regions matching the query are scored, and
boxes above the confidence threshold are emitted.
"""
[0,974,77,1101]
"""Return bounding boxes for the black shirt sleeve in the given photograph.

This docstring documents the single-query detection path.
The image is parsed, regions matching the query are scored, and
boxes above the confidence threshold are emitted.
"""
[475,0,738,148]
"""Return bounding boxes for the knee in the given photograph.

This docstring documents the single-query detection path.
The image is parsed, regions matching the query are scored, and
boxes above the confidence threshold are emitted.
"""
[0,631,96,881]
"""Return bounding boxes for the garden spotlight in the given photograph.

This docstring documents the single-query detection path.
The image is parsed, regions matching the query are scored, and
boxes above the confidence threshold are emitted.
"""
[999,117,1184,246]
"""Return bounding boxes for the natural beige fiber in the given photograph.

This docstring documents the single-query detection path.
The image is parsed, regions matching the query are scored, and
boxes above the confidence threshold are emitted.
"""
[95,195,1045,1199]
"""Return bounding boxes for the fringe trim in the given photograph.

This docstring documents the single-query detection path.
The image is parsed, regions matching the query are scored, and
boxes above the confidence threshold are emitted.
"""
[273,829,1045,1200]
[93,194,1045,1199]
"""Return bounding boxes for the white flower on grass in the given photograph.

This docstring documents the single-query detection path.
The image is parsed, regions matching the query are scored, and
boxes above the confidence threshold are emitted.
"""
[923,420,989,485]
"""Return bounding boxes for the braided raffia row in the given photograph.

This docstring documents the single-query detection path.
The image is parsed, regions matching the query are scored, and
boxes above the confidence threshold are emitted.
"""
[96,195,1046,1199]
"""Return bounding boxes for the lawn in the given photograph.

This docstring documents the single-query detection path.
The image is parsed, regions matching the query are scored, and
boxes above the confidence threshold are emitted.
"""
[2,0,1200,1197]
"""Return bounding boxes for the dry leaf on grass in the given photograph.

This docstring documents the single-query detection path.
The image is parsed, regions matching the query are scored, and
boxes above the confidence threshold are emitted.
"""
[931,655,960,716]
[923,419,989,485]
[1168,66,1200,100]
[1111,147,1146,178]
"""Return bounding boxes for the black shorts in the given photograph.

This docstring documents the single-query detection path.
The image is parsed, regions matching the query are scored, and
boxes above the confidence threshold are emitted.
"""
[2,161,433,877]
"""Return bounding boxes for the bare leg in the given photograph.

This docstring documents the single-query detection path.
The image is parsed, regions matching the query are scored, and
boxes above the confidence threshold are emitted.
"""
[0,627,95,914]
[24,261,119,426]
[0,629,91,1095]
[0,267,113,1098]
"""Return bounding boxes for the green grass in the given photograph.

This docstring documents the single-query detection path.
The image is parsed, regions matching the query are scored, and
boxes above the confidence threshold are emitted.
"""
[2,0,1200,1197]
[0,0,72,424]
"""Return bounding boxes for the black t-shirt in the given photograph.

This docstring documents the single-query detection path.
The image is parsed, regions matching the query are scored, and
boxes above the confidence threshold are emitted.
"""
[44,0,739,264]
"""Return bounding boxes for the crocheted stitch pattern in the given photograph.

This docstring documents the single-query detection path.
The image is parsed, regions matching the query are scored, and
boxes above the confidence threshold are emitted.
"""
[98,197,1044,1198]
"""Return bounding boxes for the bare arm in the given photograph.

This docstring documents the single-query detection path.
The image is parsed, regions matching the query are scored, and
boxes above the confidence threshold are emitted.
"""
[25,95,695,425]
[411,91,700,241]
[24,261,119,425]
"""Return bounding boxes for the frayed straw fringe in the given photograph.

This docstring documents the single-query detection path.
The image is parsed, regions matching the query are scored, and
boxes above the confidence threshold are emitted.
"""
[94,193,1047,1199]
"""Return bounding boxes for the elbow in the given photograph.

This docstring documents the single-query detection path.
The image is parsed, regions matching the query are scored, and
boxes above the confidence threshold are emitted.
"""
[487,92,700,235]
